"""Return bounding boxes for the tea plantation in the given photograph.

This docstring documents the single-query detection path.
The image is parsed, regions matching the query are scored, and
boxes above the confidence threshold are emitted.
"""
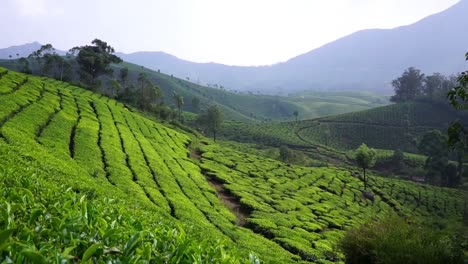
[0,67,466,263]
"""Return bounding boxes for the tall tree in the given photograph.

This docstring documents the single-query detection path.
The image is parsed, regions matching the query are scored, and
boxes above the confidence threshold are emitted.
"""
[390,67,425,102]
[18,58,31,74]
[191,96,200,113]
[418,130,449,185]
[355,143,376,190]
[279,145,294,163]
[293,110,299,121]
[29,44,55,76]
[71,39,122,90]
[137,76,161,112]
[119,67,129,87]
[423,73,445,101]
[198,105,223,141]
[173,92,184,122]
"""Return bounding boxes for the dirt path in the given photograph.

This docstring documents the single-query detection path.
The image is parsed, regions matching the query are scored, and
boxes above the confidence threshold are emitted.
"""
[207,177,250,226]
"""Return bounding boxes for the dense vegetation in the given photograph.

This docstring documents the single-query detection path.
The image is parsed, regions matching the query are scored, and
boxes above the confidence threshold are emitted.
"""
[0,41,388,123]
[1,67,466,263]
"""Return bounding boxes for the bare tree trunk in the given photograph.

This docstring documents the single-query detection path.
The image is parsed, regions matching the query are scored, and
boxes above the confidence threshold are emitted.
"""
[363,168,367,190]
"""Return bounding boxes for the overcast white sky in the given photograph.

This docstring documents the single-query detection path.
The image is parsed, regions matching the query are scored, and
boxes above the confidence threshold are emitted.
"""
[0,0,460,66]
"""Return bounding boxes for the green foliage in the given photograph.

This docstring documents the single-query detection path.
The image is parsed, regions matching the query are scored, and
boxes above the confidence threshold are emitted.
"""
[391,67,425,103]
[0,170,245,263]
[355,144,376,189]
[340,214,467,264]
[0,67,466,263]
[447,52,468,168]
[198,105,223,141]
[71,39,122,89]
[279,145,293,163]
[201,143,465,263]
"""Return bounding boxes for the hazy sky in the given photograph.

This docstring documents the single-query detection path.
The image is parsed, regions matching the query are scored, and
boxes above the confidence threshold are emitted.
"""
[1,0,460,66]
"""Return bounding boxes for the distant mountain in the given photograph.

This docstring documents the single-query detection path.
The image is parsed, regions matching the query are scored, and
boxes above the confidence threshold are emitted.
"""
[119,0,468,94]
[0,41,66,59]
[0,42,42,59]
[4,1,468,94]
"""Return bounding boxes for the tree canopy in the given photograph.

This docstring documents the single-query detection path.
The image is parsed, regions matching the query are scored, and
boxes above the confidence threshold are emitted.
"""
[355,143,376,190]
[390,67,424,102]
[71,39,122,89]
[198,105,223,141]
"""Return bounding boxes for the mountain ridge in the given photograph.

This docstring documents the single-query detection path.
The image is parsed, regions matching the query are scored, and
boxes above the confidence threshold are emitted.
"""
[2,0,467,94]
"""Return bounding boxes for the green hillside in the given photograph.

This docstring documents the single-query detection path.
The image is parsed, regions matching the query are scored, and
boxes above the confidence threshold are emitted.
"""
[221,102,466,154]
[297,102,466,153]
[0,67,465,262]
[0,59,388,122]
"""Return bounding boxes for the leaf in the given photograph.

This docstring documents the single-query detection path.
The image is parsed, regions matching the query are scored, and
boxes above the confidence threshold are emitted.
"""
[82,243,102,262]
[61,246,76,258]
[102,228,118,240]
[21,250,47,264]
[0,229,14,246]
[124,232,142,256]
[29,209,43,224]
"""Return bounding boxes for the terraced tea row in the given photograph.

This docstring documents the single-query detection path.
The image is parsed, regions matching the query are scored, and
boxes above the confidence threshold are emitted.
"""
[222,102,465,154]
[0,68,465,263]
[200,145,465,262]
[0,68,299,263]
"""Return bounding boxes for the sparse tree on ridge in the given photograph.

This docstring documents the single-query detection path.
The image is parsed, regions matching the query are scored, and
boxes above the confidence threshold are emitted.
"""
[18,58,31,74]
[390,67,424,102]
[136,73,161,112]
[119,67,129,87]
[70,39,122,90]
[173,92,184,122]
[198,105,223,141]
[109,79,122,98]
[191,96,200,113]
[355,143,376,190]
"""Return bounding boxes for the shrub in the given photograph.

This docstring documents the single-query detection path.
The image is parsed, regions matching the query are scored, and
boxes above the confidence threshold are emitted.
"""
[340,214,466,264]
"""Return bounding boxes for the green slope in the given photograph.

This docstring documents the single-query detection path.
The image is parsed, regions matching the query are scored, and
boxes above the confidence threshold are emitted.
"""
[0,68,465,263]
[0,59,388,122]
[221,102,467,154]
[121,63,388,121]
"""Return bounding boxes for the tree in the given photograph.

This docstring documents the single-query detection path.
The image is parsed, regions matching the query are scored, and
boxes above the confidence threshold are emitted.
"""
[293,110,299,121]
[447,52,468,151]
[119,67,129,87]
[423,73,445,101]
[71,39,122,90]
[134,72,161,111]
[355,143,376,190]
[391,149,405,171]
[18,58,31,74]
[191,97,200,113]
[173,92,184,122]
[198,105,223,141]
[418,130,449,184]
[109,79,122,98]
[279,145,294,163]
[390,67,425,102]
